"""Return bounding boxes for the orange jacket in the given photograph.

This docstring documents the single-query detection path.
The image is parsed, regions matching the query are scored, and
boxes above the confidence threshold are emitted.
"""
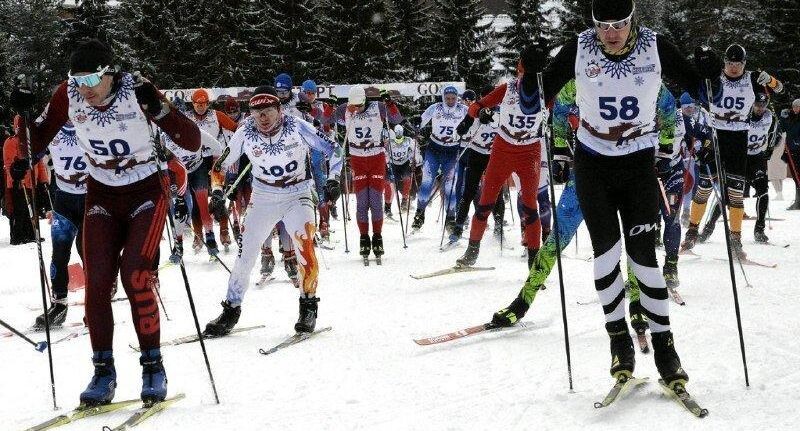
[3,135,48,189]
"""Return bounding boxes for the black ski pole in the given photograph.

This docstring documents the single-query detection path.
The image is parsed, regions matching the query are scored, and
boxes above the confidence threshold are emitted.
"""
[20,106,59,409]
[144,108,220,403]
[336,123,350,253]
[704,78,749,387]
[537,72,573,391]
[0,317,48,351]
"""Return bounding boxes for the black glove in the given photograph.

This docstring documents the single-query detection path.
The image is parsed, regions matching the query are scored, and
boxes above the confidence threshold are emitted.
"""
[655,157,671,177]
[210,189,227,220]
[10,159,30,181]
[478,108,493,124]
[324,179,341,203]
[296,100,312,113]
[173,195,189,223]
[133,72,165,117]
[694,46,723,80]
[695,140,714,165]
[10,75,35,113]
[456,116,474,136]
[552,157,570,184]
[327,95,339,107]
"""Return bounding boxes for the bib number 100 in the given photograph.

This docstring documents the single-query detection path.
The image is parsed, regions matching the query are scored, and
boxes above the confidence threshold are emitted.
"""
[598,96,640,120]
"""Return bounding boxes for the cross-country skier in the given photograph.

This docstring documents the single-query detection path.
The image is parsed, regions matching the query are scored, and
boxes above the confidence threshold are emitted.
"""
[186,88,238,255]
[204,86,343,335]
[777,99,800,210]
[411,86,469,234]
[530,0,732,391]
[677,93,713,227]
[9,39,201,405]
[384,125,420,217]
[454,47,546,269]
[681,43,783,257]
[331,85,403,263]
[699,93,776,243]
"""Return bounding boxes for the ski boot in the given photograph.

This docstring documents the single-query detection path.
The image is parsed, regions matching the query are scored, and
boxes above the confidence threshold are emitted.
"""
[629,300,649,334]
[140,348,167,404]
[359,234,371,265]
[384,202,393,219]
[411,209,425,231]
[491,291,530,327]
[663,256,679,289]
[283,250,300,287]
[444,214,456,235]
[169,238,184,264]
[400,197,409,212]
[787,189,800,210]
[192,234,204,253]
[607,320,635,379]
[651,331,689,387]
[681,224,699,250]
[526,248,539,270]
[754,227,769,243]
[446,225,463,247]
[204,300,241,336]
[372,234,384,264]
[80,350,117,406]
[261,248,276,276]
[330,204,339,220]
[697,222,715,243]
[34,301,68,330]
[204,231,219,257]
[295,296,320,333]
[730,231,746,259]
[220,227,232,252]
[456,240,480,267]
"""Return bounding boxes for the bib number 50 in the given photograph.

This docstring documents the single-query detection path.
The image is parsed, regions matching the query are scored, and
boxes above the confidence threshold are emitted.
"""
[89,139,131,157]
[599,96,640,121]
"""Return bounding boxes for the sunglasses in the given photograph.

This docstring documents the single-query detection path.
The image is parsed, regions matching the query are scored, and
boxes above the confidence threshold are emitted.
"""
[68,66,110,88]
[593,8,634,31]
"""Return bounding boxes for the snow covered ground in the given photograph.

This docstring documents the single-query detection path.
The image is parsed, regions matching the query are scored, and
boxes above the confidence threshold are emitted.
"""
[2,180,799,430]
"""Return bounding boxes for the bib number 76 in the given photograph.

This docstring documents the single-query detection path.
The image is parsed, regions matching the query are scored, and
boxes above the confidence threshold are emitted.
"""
[598,96,640,121]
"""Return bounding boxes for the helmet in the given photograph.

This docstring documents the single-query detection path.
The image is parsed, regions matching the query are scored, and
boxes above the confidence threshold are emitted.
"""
[348,85,366,105]
[192,89,210,104]
[274,73,293,90]
[224,97,239,113]
[301,79,317,93]
[462,89,476,102]
[393,124,404,138]
[724,44,747,63]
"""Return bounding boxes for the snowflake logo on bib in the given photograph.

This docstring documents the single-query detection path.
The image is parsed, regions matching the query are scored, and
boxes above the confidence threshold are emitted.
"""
[601,56,636,79]
[88,105,118,127]
[67,82,85,103]
[116,75,134,102]
[634,28,656,55]
[59,128,79,147]
[579,31,601,56]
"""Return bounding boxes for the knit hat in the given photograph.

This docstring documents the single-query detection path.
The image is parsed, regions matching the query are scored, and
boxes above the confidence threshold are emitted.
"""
[69,39,114,74]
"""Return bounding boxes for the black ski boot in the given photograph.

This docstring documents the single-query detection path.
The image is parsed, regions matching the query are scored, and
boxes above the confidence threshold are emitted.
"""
[295,296,320,333]
[607,320,635,378]
[491,291,530,327]
[450,224,463,240]
[753,227,769,243]
[456,240,480,267]
[34,301,68,329]
[526,248,539,270]
[204,300,241,336]
[697,222,715,243]
[372,234,384,263]
[205,231,219,256]
[260,247,275,276]
[444,214,456,235]
[663,256,679,289]
[651,331,689,387]
[359,234,371,257]
[681,224,699,250]
[411,209,425,230]
[169,238,184,264]
[629,300,649,334]
[283,250,299,287]
[400,198,409,212]
[730,231,747,259]
[384,202,393,218]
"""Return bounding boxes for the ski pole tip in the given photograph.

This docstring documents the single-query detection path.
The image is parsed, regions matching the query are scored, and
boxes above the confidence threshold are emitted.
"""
[35,341,49,352]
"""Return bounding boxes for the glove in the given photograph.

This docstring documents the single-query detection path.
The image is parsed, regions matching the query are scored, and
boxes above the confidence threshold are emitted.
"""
[296,100,312,113]
[456,117,474,136]
[173,195,189,223]
[756,71,772,86]
[693,46,723,80]
[695,140,714,165]
[327,95,339,107]
[552,156,571,184]
[478,108,493,124]
[132,72,165,118]
[10,159,30,182]
[324,179,341,203]
[210,189,227,220]
[655,156,672,176]
[10,75,35,113]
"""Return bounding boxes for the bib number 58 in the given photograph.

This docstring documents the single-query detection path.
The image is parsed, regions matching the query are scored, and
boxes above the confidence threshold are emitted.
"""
[598,96,639,121]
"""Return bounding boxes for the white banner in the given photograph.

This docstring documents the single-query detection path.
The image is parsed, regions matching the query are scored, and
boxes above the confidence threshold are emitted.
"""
[163,81,466,103]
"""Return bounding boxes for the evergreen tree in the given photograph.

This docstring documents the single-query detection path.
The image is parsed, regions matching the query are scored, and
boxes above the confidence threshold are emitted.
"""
[497,0,551,75]
[422,0,494,90]
[552,0,590,47]
[63,0,112,46]
[385,0,433,81]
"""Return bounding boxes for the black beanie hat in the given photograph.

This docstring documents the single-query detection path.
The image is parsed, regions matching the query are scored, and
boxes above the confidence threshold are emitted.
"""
[724,44,747,63]
[592,0,635,22]
[69,39,114,74]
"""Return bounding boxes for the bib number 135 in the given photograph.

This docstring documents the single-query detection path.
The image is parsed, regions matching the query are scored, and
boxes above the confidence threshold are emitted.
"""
[598,96,639,121]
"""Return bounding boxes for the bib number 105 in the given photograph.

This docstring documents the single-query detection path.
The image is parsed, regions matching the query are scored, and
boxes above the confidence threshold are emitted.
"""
[598,96,640,121]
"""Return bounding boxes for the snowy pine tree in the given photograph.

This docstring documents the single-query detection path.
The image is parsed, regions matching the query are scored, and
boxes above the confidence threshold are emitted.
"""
[497,0,552,75]
[551,0,590,46]
[62,0,112,47]
[385,0,433,81]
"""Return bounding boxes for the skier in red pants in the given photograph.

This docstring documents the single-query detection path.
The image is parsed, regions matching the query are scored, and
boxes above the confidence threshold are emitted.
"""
[455,47,547,269]
[9,39,200,405]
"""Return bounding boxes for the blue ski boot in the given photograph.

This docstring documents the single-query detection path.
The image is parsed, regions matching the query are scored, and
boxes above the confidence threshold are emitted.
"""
[80,350,116,406]
[140,348,168,404]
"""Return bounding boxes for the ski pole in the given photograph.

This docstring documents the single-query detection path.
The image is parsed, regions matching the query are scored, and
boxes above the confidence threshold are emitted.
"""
[336,122,351,253]
[704,79,750,387]
[0,318,48,352]
[145,113,220,404]
[538,72,573,391]
[20,106,59,410]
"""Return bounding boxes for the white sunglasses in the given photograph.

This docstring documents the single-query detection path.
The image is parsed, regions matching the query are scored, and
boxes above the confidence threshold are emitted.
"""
[593,8,634,32]
[68,66,110,88]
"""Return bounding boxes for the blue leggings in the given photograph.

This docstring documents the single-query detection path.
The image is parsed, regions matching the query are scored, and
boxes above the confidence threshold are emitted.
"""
[416,142,460,216]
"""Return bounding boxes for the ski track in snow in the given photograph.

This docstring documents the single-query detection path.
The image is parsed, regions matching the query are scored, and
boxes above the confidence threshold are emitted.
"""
[2,181,800,430]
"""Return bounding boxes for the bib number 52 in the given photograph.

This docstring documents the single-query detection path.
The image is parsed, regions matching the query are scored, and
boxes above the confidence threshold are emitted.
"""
[598,96,640,121]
